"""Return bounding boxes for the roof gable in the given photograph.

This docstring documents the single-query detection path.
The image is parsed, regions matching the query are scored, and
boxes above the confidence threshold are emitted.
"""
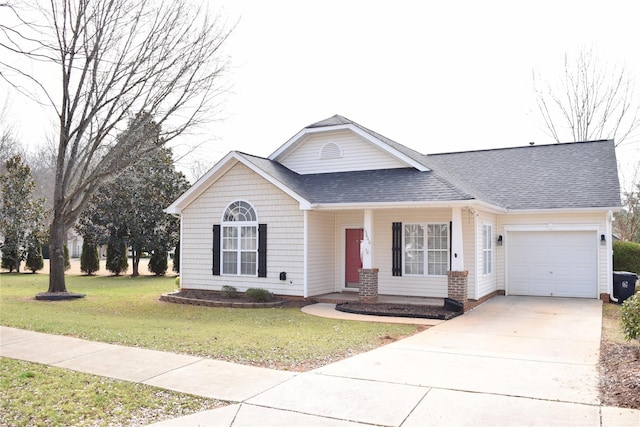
[269,115,429,173]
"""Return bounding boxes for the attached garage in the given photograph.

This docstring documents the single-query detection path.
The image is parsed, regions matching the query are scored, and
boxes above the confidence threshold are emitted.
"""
[507,230,598,298]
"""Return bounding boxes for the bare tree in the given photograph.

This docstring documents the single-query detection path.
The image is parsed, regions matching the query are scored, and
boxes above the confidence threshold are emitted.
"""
[0,0,232,294]
[533,48,640,146]
[614,163,640,242]
[0,100,22,173]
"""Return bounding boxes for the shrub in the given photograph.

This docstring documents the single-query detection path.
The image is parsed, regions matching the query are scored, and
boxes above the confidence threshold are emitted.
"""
[1,239,19,272]
[613,241,640,275]
[621,294,640,342]
[80,241,100,275]
[221,285,238,298]
[25,246,44,273]
[245,288,273,302]
[148,249,168,276]
[106,239,128,276]
[174,276,180,287]
[172,242,180,274]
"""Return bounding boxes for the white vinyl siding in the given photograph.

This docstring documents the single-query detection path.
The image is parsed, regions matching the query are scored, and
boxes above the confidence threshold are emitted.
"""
[306,211,337,296]
[278,130,408,174]
[180,163,304,296]
[474,212,497,299]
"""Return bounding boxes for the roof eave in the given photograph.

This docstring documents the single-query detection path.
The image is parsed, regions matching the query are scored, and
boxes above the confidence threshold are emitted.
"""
[308,199,507,213]
[504,206,623,214]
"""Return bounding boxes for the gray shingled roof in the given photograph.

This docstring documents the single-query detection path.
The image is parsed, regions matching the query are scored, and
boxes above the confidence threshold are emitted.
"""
[240,116,621,210]
[424,140,621,209]
[238,153,473,204]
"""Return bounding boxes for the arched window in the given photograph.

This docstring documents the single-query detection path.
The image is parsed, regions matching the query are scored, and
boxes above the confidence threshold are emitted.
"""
[221,201,258,275]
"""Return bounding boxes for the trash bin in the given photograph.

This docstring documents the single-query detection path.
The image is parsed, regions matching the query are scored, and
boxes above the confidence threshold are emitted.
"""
[612,271,638,304]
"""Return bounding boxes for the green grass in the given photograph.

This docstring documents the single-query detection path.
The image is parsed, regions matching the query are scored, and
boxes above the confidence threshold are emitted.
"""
[0,273,419,370]
[0,357,225,426]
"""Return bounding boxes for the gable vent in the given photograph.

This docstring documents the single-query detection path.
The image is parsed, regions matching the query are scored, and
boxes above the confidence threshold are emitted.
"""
[320,142,343,159]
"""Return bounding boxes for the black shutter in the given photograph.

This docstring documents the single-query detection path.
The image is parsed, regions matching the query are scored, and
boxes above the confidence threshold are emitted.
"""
[212,224,220,275]
[392,222,402,276]
[258,223,267,277]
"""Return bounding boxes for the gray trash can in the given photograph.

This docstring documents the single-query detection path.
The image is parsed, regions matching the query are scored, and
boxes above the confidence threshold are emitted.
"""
[612,271,638,304]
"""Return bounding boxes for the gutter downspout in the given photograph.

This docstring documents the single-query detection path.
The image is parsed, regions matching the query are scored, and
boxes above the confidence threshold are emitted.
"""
[607,210,618,302]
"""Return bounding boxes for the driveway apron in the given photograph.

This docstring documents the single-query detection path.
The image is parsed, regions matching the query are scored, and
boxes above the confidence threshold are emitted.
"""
[228,296,605,426]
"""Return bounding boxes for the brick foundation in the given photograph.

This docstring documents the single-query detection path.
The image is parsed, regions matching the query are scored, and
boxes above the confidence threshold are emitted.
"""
[447,270,468,310]
[359,268,379,303]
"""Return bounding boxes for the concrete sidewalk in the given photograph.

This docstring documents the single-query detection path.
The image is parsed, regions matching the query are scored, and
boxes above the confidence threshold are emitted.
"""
[2,297,639,426]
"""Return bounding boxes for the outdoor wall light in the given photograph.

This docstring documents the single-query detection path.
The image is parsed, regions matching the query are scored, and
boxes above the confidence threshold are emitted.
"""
[279,271,287,281]
[497,235,503,246]
[600,234,606,245]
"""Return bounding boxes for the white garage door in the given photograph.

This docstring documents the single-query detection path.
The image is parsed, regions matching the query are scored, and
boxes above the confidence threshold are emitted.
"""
[507,231,598,298]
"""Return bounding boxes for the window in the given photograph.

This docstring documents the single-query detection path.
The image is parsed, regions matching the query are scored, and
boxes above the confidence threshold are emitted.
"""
[483,224,492,275]
[403,223,449,276]
[222,201,258,276]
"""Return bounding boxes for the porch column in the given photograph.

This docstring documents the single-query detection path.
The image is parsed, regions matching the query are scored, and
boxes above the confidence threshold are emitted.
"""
[359,209,378,303]
[448,207,468,310]
[450,207,464,270]
[361,209,374,268]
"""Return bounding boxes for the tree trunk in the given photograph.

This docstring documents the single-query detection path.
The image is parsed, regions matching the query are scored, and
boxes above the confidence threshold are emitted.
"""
[131,247,140,277]
[48,213,68,293]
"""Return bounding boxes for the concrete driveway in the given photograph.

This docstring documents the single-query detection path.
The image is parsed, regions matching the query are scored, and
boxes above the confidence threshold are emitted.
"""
[4,295,635,426]
[154,295,639,426]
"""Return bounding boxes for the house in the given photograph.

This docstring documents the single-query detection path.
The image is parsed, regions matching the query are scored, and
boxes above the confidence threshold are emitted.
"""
[166,115,622,309]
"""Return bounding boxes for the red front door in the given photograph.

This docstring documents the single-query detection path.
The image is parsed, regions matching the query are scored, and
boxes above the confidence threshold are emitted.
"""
[345,228,363,287]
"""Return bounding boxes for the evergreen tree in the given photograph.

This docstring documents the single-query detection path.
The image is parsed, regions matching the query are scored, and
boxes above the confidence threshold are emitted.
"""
[80,240,100,275]
[106,235,128,276]
[148,249,168,276]
[78,118,190,276]
[0,155,46,272]
[1,237,19,272]
[25,245,44,273]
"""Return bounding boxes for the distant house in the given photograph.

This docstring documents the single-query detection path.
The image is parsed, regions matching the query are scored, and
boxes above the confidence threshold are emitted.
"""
[166,115,622,308]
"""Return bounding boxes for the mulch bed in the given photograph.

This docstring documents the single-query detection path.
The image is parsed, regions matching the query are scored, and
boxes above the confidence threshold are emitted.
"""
[163,289,312,308]
[336,302,462,320]
[600,340,640,409]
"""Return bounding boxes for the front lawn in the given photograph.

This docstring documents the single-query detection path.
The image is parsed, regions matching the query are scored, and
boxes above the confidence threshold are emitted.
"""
[0,273,419,371]
[0,357,225,426]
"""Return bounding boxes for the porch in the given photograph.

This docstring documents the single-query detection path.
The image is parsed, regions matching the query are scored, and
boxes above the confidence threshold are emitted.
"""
[314,292,443,306]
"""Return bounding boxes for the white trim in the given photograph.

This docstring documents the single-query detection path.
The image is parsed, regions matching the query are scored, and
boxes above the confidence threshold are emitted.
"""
[506,206,622,214]
[303,210,309,298]
[269,123,429,171]
[606,210,614,300]
[503,224,600,232]
[221,200,258,223]
[310,200,507,213]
